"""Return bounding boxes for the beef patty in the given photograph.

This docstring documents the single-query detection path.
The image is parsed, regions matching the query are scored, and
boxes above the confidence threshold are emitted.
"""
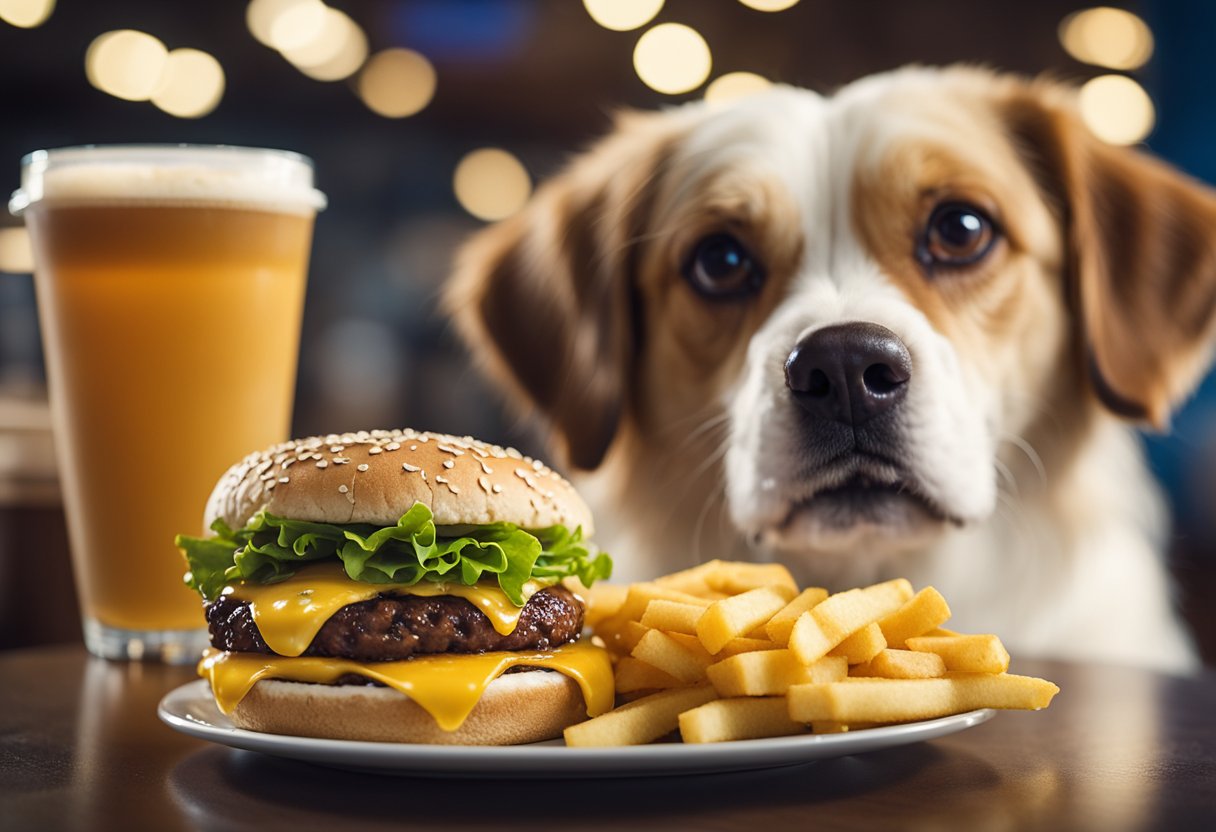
[205,585,584,661]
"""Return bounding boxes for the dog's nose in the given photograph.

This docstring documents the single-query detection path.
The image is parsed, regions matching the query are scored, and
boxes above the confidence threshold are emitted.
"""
[784,323,912,425]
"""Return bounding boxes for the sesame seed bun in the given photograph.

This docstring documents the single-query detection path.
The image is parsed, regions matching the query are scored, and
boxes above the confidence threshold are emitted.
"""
[226,670,587,745]
[202,429,594,534]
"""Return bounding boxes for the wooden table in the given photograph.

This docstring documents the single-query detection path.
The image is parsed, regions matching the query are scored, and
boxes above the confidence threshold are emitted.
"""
[0,646,1212,831]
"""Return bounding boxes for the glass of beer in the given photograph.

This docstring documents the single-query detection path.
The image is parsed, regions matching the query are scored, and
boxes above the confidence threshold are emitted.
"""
[10,146,324,662]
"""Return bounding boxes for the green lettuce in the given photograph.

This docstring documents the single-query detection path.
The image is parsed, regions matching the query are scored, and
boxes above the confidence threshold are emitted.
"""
[175,502,612,605]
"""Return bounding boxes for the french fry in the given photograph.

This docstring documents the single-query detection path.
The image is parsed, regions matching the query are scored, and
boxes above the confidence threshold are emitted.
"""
[828,622,887,665]
[905,634,1011,673]
[613,656,684,693]
[706,562,799,597]
[639,600,704,634]
[598,620,651,654]
[853,648,947,679]
[877,587,952,648]
[679,697,807,743]
[579,582,628,628]
[613,583,712,624]
[632,629,712,683]
[707,650,847,697]
[651,560,726,595]
[563,685,718,747]
[764,587,830,645]
[787,674,1059,723]
[697,586,792,654]
[789,579,913,665]
[668,631,779,659]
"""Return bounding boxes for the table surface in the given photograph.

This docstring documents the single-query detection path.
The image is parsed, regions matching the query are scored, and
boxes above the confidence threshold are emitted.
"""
[1,646,1213,832]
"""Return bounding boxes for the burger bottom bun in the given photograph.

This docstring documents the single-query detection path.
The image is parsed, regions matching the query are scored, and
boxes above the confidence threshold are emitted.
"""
[227,669,589,745]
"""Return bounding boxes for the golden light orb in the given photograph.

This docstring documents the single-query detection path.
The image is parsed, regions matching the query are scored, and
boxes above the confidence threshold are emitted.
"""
[85,30,168,102]
[151,48,225,118]
[1060,7,1153,70]
[357,48,437,118]
[633,23,712,95]
[704,71,772,105]
[0,0,55,28]
[582,0,664,32]
[1078,74,1155,145]
[453,149,532,222]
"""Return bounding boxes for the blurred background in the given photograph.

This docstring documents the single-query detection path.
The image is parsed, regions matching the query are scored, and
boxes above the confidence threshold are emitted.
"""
[1,0,1213,663]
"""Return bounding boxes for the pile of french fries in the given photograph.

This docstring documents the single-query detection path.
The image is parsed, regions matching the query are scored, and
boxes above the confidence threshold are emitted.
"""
[564,560,1058,746]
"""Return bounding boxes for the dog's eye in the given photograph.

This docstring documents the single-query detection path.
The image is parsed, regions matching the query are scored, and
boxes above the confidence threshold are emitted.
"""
[684,233,765,299]
[918,202,998,270]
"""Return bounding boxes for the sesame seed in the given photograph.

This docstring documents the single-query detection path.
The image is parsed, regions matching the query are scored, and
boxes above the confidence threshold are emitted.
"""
[368,446,383,455]
[333,457,350,465]
[514,468,530,480]
[492,484,503,494]
[316,460,329,469]
[357,463,369,472]
[281,459,296,470]
[437,444,465,456]
[420,471,427,481]
[471,446,489,458]
[409,445,418,451]
[443,459,455,469]
[265,480,276,490]
[385,443,401,451]
[402,463,420,473]
[330,446,345,453]
[531,460,544,471]
[260,473,275,481]
[435,475,448,484]
[338,484,349,494]
[279,477,290,484]
[448,483,461,494]
[479,460,494,475]
[478,476,491,494]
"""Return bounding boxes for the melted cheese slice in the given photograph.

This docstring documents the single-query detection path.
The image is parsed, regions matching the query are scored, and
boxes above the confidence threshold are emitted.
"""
[223,563,542,657]
[199,642,615,731]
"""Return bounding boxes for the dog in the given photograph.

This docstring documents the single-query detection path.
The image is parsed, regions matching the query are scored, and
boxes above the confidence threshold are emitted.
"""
[446,66,1216,672]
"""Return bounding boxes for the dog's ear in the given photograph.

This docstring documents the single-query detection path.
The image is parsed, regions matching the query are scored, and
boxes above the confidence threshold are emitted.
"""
[1001,85,1216,427]
[446,113,680,469]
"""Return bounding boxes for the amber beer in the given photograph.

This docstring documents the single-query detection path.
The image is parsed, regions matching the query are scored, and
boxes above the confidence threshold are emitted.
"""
[12,146,324,661]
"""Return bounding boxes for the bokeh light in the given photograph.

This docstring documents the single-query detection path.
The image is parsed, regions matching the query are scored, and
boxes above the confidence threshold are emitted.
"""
[267,0,327,51]
[1078,74,1155,145]
[247,0,306,47]
[453,149,531,221]
[150,48,225,118]
[85,30,168,102]
[737,0,801,11]
[0,228,34,273]
[284,6,367,81]
[705,71,772,105]
[582,0,664,32]
[357,48,436,118]
[1059,7,1153,70]
[0,0,55,28]
[633,23,712,95]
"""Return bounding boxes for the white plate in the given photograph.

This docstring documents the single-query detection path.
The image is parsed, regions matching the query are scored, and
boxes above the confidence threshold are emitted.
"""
[158,679,995,779]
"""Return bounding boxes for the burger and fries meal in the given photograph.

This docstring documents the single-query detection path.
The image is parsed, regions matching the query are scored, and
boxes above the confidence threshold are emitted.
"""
[175,428,1057,748]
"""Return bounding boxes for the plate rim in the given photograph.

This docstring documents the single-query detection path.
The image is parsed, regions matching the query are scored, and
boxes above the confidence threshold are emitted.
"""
[159,678,995,777]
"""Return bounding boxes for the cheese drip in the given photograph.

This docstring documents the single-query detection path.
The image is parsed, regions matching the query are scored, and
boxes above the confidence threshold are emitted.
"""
[199,642,615,731]
[223,563,543,657]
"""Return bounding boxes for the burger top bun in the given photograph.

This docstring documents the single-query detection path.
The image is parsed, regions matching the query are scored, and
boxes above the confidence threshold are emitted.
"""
[203,428,594,534]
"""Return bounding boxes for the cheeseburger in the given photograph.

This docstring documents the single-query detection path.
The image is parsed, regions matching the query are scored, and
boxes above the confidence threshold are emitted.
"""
[175,428,614,745]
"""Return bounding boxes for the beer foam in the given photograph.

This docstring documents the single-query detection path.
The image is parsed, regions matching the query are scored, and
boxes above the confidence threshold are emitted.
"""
[12,147,326,215]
